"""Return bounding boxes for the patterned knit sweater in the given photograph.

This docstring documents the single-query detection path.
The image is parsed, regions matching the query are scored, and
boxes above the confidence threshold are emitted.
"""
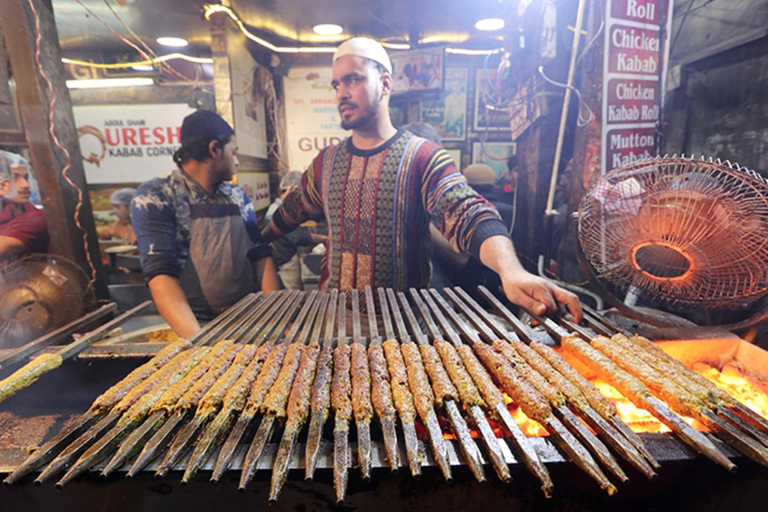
[272,129,508,291]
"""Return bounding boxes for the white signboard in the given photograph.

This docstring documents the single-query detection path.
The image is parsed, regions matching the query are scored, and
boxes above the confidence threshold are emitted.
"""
[283,66,348,172]
[601,0,673,174]
[228,29,268,159]
[73,103,194,184]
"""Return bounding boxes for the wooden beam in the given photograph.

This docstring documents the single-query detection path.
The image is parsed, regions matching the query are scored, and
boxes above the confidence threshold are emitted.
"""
[0,0,107,297]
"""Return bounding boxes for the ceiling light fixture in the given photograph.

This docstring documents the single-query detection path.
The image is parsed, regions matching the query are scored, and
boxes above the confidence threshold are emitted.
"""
[66,77,155,89]
[157,36,189,48]
[475,18,505,31]
[131,64,155,71]
[203,4,504,56]
[445,47,503,56]
[313,23,343,36]
[61,54,213,69]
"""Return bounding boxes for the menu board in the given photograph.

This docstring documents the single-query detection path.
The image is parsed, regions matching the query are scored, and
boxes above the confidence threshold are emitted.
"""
[601,0,673,173]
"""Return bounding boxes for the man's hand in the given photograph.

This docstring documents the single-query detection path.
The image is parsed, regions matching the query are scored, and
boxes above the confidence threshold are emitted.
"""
[478,234,583,322]
[499,268,582,322]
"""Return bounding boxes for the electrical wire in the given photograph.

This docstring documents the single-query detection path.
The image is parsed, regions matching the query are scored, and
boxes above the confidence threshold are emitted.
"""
[61,53,214,69]
[537,66,594,127]
[25,0,98,287]
[101,0,205,88]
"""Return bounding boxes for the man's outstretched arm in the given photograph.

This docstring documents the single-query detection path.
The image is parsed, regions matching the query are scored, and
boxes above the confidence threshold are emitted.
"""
[147,275,201,339]
[478,234,582,321]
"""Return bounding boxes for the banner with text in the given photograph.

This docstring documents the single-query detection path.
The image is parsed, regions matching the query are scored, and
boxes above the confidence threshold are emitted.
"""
[73,103,194,184]
[601,0,673,173]
[283,67,349,172]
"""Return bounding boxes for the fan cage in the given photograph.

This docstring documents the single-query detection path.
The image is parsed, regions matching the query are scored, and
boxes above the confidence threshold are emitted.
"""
[578,156,768,310]
[0,254,95,348]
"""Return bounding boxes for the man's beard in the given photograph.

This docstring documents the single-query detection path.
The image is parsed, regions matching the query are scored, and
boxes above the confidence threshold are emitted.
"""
[340,96,380,130]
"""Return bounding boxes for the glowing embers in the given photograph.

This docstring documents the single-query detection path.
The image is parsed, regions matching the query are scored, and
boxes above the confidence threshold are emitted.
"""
[694,363,768,420]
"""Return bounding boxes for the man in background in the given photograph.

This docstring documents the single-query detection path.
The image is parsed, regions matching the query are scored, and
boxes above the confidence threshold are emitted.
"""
[0,151,48,261]
[132,110,279,338]
[267,171,328,289]
[97,188,137,244]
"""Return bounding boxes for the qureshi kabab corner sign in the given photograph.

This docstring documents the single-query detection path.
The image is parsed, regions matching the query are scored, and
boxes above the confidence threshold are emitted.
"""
[73,103,194,184]
[601,0,673,174]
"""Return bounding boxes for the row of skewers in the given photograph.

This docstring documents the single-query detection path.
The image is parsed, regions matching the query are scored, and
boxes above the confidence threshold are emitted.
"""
[5,286,768,503]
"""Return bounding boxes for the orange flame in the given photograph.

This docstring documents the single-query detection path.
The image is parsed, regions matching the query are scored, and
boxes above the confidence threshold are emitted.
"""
[591,380,672,433]
[437,348,768,442]
[693,362,768,419]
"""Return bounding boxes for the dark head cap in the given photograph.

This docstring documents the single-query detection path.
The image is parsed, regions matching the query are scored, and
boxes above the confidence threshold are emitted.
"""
[180,110,234,146]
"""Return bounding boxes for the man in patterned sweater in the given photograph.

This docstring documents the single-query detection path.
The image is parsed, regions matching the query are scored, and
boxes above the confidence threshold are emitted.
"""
[263,38,581,320]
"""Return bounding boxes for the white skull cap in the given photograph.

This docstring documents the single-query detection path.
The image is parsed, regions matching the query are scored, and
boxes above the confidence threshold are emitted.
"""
[333,37,392,74]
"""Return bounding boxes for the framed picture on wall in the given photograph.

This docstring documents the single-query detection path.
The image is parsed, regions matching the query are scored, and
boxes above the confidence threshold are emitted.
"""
[419,68,468,141]
[474,69,512,131]
[391,48,444,95]
[472,141,516,185]
[445,149,462,169]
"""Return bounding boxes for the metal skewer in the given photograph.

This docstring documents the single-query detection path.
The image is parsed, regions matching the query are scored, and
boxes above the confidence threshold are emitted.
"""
[104,292,284,478]
[429,289,554,496]
[55,349,207,487]
[386,288,451,481]
[412,289,504,482]
[536,314,736,472]
[350,289,373,481]
[474,286,660,471]
[332,292,351,503]
[135,292,298,478]
[239,291,321,490]
[364,286,400,472]
[0,302,116,372]
[378,288,421,478]
[206,291,300,481]
[269,293,329,501]
[305,289,338,481]
[454,288,655,481]
[401,290,488,482]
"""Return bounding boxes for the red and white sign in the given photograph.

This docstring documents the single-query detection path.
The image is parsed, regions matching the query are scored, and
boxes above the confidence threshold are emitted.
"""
[73,103,194,184]
[238,172,271,211]
[601,0,673,174]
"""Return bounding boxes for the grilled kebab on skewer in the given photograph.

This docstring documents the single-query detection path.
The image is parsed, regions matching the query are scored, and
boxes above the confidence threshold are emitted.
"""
[350,290,374,481]
[208,291,303,481]
[155,343,258,478]
[400,290,486,483]
[588,334,768,468]
[414,289,511,483]
[365,286,400,472]
[305,289,338,481]
[385,289,452,481]
[36,341,199,484]
[430,288,554,496]
[55,348,209,487]
[471,337,618,495]
[623,333,768,440]
[439,287,618,493]
[106,292,285,478]
[559,332,736,471]
[269,293,329,501]
[379,287,421,477]
[238,291,322,490]
[4,339,191,484]
[332,292,353,502]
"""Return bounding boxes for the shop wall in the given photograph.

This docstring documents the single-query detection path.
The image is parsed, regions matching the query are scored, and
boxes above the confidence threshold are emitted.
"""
[665,36,768,173]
